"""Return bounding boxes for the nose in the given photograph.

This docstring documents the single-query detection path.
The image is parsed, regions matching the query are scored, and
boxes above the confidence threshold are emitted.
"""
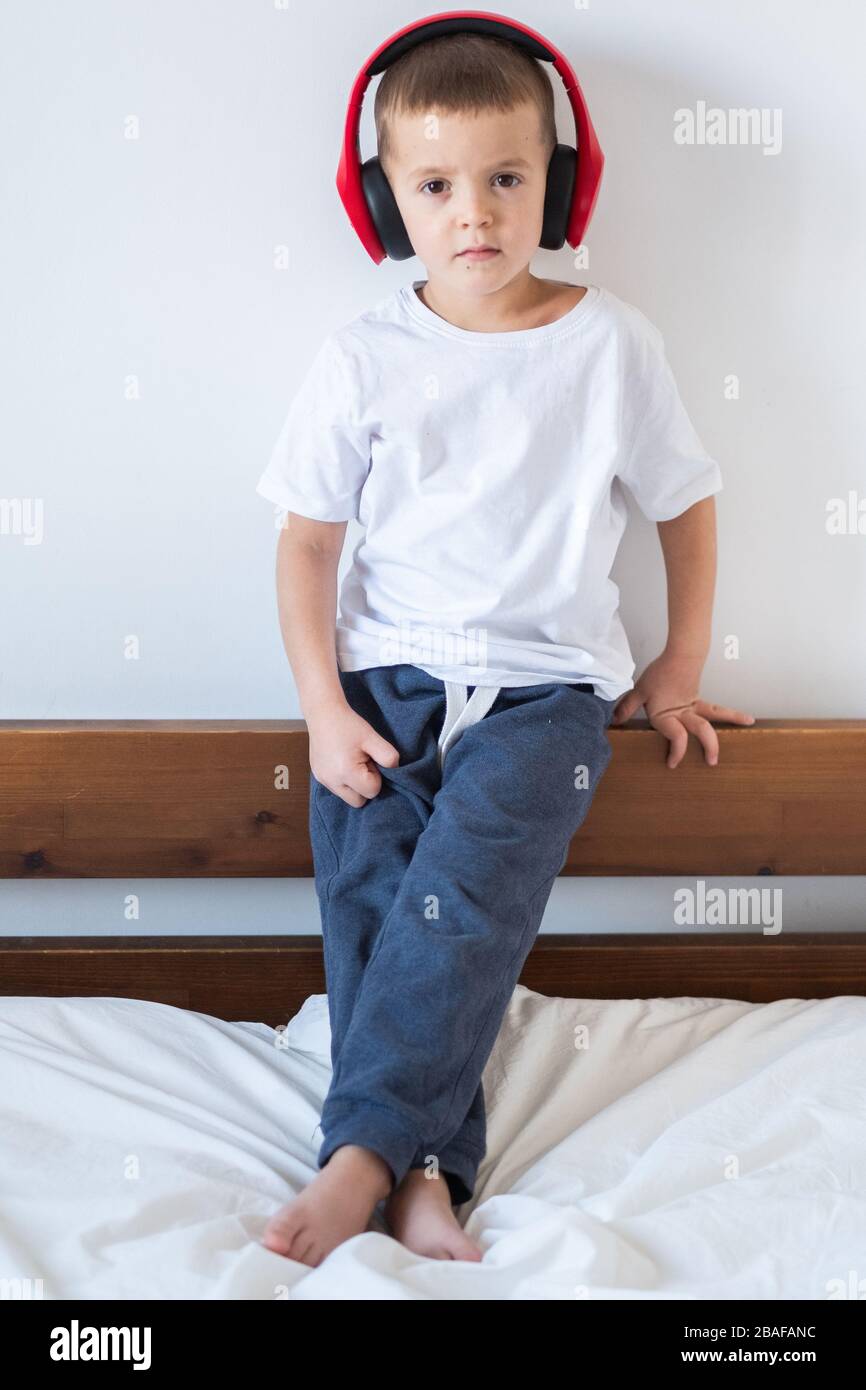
[454,183,494,230]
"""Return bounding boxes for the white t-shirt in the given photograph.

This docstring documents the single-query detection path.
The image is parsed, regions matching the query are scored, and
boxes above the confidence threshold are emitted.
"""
[256,281,723,700]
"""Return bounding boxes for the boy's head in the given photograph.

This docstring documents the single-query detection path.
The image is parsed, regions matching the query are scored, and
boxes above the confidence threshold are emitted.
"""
[373,33,558,296]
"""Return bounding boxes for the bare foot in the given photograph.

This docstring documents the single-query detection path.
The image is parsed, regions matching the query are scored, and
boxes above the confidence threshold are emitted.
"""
[261,1145,393,1267]
[384,1168,484,1261]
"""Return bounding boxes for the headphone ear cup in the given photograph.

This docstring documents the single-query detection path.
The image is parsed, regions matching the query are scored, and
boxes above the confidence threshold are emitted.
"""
[361,145,576,259]
[540,144,576,250]
[361,157,415,261]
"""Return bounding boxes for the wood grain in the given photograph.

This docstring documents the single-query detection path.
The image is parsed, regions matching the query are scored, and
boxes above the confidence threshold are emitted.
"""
[1,719,864,878]
[2,933,864,1023]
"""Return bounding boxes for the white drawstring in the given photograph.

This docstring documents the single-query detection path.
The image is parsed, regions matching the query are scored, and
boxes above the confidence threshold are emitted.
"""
[437,681,501,770]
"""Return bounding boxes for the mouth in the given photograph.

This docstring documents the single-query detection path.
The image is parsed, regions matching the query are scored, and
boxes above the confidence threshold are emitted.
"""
[457,246,500,260]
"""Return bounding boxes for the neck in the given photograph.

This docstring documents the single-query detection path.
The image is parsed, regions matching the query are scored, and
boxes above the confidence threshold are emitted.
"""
[417,268,547,333]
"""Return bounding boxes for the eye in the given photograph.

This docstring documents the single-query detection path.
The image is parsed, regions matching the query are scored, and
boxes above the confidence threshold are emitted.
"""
[420,179,448,196]
[493,173,521,188]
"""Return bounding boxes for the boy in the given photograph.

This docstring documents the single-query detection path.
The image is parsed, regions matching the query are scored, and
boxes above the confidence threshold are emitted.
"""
[256,32,754,1268]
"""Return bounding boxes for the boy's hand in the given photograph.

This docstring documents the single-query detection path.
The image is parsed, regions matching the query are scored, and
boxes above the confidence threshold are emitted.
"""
[307,701,400,807]
[610,652,755,769]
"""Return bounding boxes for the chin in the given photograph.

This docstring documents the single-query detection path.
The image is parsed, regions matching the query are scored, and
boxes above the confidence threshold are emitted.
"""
[451,256,508,276]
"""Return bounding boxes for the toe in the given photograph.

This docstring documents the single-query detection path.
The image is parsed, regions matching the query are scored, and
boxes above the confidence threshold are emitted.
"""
[453,1237,483,1262]
[262,1210,302,1257]
[261,1227,293,1256]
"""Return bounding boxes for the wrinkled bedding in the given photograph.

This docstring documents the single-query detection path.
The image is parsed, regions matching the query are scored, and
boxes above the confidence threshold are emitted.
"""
[1,985,863,1300]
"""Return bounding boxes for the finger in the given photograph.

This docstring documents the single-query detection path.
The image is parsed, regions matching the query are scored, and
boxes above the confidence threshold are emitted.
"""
[362,731,401,767]
[680,710,720,765]
[611,691,644,724]
[652,714,689,768]
[337,783,367,808]
[694,701,756,725]
[344,759,382,803]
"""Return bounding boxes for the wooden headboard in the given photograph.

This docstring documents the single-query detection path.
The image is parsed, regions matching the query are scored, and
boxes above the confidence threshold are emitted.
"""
[1,718,865,1021]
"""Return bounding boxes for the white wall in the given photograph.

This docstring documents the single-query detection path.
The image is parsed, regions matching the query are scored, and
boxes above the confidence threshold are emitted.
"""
[3,1,864,934]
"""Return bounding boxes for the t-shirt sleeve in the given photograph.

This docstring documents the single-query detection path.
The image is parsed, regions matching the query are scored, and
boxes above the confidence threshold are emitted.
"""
[255,335,370,522]
[616,321,723,522]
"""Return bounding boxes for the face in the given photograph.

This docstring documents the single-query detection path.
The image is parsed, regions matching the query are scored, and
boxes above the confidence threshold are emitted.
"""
[383,102,551,297]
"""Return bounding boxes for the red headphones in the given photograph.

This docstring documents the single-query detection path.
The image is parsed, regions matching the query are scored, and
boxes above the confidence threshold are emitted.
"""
[336,9,605,263]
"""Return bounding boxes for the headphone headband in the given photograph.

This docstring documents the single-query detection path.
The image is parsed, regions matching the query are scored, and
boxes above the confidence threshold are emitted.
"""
[336,9,604,264]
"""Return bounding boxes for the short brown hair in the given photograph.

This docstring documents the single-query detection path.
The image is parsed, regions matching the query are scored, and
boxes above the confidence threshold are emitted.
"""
[373,33,558,178]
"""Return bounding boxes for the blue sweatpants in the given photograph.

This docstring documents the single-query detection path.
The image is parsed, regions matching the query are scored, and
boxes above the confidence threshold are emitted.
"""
[309,662,617,1206]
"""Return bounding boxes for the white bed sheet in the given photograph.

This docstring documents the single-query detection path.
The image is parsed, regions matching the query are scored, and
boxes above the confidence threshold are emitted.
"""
[0,984,863,1300]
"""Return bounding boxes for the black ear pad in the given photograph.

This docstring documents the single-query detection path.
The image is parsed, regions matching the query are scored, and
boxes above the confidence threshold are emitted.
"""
[361,156,416,261]
[362,143,577,260]
[540,144,576,250]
